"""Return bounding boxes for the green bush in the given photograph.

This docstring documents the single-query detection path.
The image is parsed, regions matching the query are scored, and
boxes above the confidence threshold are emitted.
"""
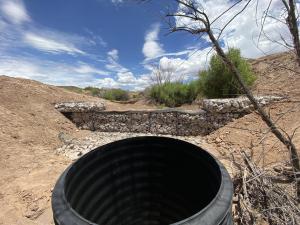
[84,86,101,96]
[148,82,199,107]
[199,48,256,98]
[102,88,129,101]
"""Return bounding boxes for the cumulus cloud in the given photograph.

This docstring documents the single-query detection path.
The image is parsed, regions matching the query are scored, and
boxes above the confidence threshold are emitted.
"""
[0,0,30,24]
[143,23,165,60]
[145,47,212,83]
[97,78,120,89]
[105,49,151,90]
[117,71,135,84]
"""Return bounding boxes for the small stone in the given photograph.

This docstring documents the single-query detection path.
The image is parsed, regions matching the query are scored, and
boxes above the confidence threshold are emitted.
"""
[215,137,222,143]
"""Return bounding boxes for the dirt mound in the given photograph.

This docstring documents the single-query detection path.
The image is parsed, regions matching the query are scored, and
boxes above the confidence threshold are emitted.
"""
[0,75,100,225]
[0,75,103,147]
[251,52,300,100]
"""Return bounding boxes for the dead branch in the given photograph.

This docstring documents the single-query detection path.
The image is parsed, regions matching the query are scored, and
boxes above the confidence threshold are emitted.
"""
[231,151,300,225]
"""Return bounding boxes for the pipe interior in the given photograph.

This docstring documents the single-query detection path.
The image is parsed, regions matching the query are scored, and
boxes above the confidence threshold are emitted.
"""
[64,137,221,225]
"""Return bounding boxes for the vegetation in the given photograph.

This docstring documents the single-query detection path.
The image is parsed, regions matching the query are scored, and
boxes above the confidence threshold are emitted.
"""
[102,88,129,101]
[199,48,256,98]
[62,49,254,106]
[148,81,199,107]
[84,86,102,96]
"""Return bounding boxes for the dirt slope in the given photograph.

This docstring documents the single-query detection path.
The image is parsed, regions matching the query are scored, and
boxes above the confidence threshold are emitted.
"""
[251,52,300,100]
[0,75,100,225]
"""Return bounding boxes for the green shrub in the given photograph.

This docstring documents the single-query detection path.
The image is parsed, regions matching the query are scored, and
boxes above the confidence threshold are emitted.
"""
[148,82,198,107]
[84,86,101,96]
[199,48,256,98]
[102,88,129,101]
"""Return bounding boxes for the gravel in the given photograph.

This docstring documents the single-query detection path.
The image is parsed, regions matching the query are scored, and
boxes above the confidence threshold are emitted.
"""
[56,132,205,160]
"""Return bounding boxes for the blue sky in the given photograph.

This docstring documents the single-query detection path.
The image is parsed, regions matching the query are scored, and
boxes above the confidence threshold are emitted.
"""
[0,0,293,90]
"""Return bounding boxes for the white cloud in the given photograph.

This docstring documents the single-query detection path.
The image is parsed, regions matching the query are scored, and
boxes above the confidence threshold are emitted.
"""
[117,71,135,84]
[0,0,103,58]
[0,55,110,87]
[143,46,214,85]
[104,49,152,90]
[152,50,207,81]
[143,49,193,63]
[143,23,165,60]
[97,78,120,89]
[1,0,30,24]
[0,0,146,90]
[105,49,128,73]
[84,29,107,47]
[111,0,123,4]
[116,71,151,91]
[141,0,296,83]
[175,0,292,58]
[107,49,119,61]
[23,32,86,55]
[74,63,109,76]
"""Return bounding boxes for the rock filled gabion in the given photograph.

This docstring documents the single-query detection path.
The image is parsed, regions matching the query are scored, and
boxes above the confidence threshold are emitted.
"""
[55,101,105,113]
[57,96,283,136]
[202,96,283,113]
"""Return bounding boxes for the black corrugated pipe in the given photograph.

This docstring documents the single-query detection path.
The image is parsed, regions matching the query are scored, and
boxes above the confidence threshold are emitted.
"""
[52,136,233,225]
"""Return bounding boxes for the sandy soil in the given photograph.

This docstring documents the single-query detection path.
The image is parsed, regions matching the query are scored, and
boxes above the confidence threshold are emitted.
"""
[0,76,97,225]
[0,51,299,225]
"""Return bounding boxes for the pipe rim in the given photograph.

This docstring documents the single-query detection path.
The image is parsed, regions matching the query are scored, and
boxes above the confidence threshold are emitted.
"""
[52,136,233,225]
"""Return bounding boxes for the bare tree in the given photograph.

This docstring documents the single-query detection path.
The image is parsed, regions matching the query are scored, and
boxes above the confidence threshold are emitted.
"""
[164,0,300,200]
[150,63,173,85]
[149,60,184,86]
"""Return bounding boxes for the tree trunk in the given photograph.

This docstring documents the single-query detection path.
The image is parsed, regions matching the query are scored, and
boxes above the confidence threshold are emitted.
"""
[287,0,300,66]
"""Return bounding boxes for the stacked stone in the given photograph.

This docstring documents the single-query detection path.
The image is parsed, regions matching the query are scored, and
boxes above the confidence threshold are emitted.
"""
[56,96,283,136]
[131,112,149,133]
[55,101,105,112]
[202,96,283,114]
[93,112,131,132]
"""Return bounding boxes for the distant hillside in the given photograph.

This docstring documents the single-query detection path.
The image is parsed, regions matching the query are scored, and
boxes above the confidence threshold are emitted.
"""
[58,86,84,94]
[58,85,144,103]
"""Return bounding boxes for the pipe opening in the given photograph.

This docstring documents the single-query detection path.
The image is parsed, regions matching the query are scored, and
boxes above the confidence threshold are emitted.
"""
[64,137,221,225]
